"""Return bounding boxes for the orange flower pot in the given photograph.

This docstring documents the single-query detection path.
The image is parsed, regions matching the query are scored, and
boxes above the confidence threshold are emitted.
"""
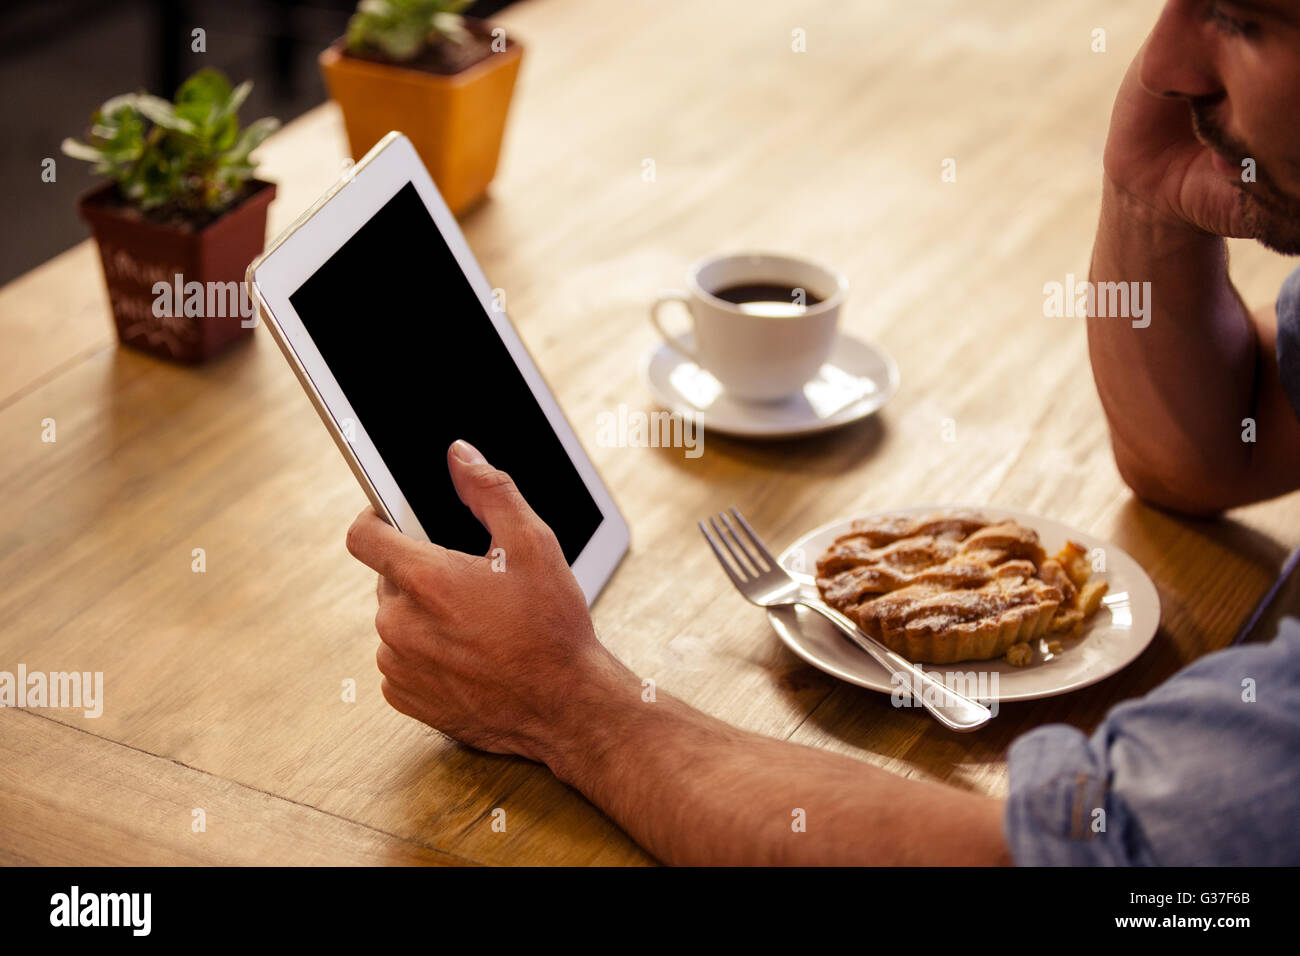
[319,30,522,216]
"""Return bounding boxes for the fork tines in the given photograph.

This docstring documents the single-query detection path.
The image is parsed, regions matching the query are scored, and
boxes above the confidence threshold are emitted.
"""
[698,507,778,584]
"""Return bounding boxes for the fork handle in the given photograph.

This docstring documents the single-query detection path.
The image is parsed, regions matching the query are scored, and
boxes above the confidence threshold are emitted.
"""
[797,600,992,732]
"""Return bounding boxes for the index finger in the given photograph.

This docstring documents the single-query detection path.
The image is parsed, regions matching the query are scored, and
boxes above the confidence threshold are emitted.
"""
[345,507,459,596]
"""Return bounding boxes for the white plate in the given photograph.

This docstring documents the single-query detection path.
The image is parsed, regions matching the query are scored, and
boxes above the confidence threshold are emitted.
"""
[766,506,1161,702]
[641,330,898,439]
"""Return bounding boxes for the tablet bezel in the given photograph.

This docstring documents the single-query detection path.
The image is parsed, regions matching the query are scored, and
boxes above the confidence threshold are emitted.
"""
[246,132,628,605]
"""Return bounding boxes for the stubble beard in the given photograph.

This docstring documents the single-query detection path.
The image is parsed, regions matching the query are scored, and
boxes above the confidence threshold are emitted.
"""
[1191,100,1300,255]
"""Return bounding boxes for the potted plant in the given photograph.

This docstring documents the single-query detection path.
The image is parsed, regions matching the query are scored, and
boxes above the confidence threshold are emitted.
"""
[62,69,279,363]
[320,0,523,215]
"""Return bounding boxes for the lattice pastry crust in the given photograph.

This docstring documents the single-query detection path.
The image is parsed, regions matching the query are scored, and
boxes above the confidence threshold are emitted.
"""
[815,512,1107,665]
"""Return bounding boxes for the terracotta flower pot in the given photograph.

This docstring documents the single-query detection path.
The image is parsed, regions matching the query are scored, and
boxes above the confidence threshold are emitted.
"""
[77,180,276,364]
[319,25,522,215]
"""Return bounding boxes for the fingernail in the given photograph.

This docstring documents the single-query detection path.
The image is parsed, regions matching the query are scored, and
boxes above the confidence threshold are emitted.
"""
[450,439,486,464]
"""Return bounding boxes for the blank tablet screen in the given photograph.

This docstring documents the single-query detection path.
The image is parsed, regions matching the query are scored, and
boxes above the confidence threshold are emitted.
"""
[289,181,604,561]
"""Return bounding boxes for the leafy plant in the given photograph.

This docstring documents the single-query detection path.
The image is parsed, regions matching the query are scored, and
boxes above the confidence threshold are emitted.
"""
[346,0,473,61]
[62,69,279,222]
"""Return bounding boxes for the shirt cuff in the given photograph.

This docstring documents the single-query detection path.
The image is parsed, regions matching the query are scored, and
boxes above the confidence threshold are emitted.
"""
[1003,725,1151,866]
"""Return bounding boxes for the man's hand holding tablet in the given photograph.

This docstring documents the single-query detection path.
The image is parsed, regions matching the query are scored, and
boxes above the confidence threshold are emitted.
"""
[246,132,628,605]
[343,439,630,763]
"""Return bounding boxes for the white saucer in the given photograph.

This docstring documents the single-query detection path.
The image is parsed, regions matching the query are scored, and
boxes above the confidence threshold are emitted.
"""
[640,331,899,439]
[766,506,1162,702]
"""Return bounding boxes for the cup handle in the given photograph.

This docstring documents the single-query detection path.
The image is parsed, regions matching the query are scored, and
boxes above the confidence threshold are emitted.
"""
[650,291,701,363]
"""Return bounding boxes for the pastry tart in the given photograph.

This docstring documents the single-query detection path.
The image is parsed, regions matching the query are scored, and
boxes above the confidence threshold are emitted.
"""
[814,511,1107,665]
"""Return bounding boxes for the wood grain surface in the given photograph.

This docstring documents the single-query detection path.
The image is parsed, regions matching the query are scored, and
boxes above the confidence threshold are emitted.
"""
[1,0,1296,865]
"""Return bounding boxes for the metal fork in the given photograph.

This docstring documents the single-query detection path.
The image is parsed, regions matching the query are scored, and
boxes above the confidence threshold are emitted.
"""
[698,508,992,732]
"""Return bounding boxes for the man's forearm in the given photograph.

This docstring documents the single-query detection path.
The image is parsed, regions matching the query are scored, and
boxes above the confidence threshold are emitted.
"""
[1087,177,1260,512]
[541,651,1010,866]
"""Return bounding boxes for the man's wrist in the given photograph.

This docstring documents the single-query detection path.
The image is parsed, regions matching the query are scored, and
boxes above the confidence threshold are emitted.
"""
[1098,175,1225,253]
[535,643,650,785]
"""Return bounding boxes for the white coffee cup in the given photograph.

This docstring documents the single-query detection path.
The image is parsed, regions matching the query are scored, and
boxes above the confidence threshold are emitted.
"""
[651,252,846,401]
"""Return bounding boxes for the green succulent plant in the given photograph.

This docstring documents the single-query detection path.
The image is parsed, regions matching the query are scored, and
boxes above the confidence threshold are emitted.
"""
[61,69,279,222]
[346,0,473,61]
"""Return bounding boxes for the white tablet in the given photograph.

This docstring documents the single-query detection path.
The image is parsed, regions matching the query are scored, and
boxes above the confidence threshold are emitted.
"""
[246,132,628,605]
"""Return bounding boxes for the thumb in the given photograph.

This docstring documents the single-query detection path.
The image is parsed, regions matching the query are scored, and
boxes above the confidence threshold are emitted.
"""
[446,439,541,547]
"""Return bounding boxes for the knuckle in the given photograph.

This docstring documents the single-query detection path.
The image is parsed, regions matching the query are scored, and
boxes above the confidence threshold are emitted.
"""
[373,605,397,643]
[472,466,518,496]
[519,520,561,557]
[375,641,409,681]
[379,677,415,717]
[406,563,444,605]
[345,520,364,557]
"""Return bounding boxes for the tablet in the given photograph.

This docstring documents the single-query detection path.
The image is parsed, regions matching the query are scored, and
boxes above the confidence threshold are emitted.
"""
[246,132,628,605]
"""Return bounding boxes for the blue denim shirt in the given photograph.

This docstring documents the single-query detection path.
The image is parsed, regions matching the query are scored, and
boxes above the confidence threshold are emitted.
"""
[1004,269,1300,866]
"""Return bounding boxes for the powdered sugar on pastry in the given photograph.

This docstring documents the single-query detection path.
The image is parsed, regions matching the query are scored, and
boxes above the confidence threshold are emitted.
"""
[815,513,1108,665]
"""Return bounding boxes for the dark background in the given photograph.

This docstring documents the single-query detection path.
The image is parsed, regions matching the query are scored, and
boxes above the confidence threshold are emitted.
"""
[0,0,518,286]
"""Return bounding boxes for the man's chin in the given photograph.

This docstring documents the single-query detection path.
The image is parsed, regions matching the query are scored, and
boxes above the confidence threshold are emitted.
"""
[1241,189,1300,256]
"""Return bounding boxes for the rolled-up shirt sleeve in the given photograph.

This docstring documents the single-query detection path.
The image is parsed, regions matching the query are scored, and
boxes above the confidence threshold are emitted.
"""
[1004,619,1300,865]
[1275,265,1300,422]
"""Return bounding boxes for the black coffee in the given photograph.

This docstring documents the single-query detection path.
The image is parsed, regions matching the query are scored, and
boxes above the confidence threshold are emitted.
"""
[711,282,823,313]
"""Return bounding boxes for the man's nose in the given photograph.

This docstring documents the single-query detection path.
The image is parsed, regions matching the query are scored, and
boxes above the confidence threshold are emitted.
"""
[1140,1,1224,99]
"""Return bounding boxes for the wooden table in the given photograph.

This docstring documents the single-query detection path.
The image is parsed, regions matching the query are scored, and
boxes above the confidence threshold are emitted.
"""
[2,0,1297,866]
